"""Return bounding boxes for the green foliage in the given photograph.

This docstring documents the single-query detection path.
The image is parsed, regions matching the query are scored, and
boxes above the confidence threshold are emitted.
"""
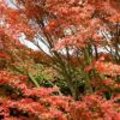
[34,73,53,87]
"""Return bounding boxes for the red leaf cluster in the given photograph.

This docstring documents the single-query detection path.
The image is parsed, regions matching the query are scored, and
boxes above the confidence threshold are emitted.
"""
[0,71,120,120]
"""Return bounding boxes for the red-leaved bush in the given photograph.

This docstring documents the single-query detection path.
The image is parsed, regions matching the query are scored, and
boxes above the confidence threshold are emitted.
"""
[0,71,120,120]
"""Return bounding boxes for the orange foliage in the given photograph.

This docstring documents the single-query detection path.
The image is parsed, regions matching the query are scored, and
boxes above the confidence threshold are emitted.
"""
[1,0,120,116]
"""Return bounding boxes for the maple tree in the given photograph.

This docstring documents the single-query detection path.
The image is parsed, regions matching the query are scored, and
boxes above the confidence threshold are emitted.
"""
[4,0,120,99]
[0,0,120,119]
